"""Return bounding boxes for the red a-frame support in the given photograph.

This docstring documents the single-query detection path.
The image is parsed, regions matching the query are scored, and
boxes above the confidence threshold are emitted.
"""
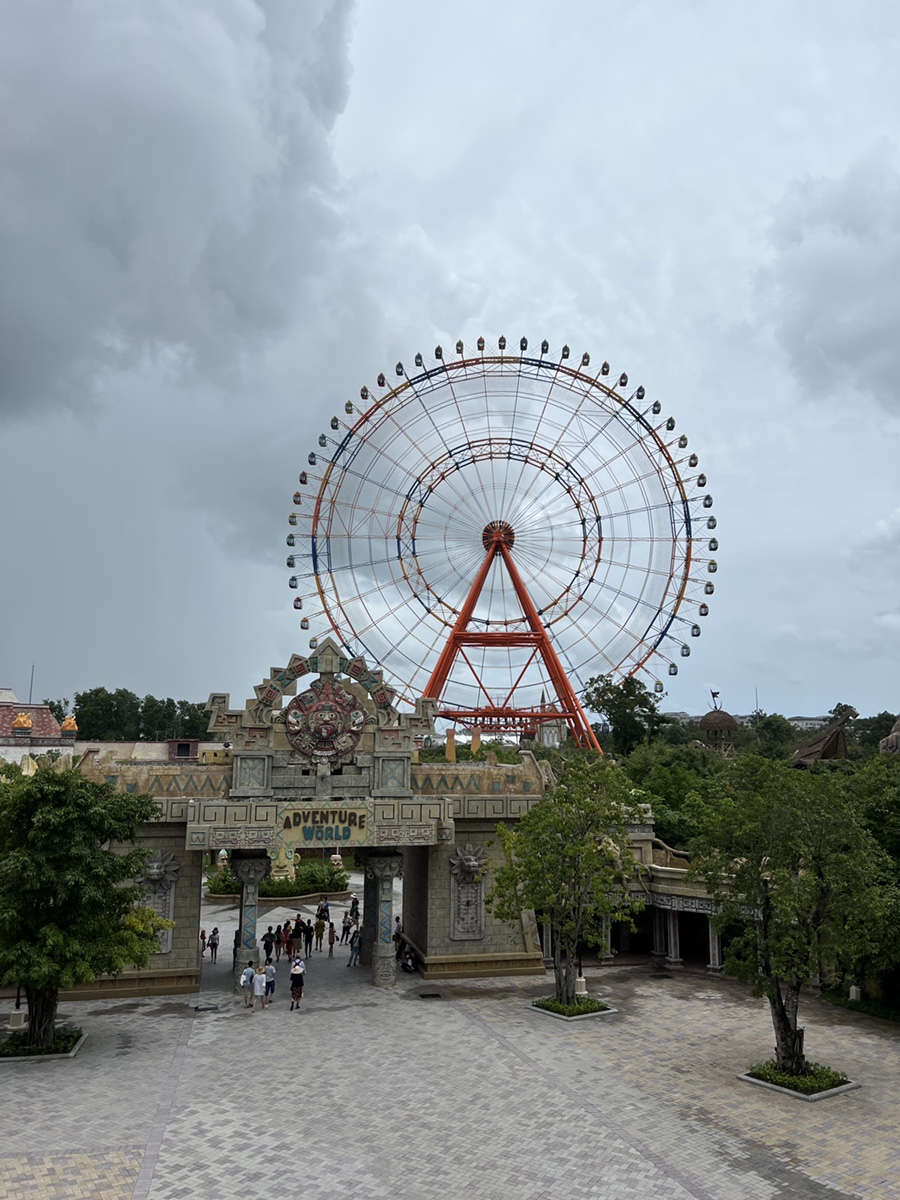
[423,522,601,752]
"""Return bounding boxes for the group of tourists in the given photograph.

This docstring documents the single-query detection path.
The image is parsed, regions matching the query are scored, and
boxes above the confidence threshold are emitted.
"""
[240,956,309,1012]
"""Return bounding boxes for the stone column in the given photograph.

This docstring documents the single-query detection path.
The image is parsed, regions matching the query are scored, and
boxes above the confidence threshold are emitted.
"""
[359,853,378,967]
[599,916,614,964]
[651,907,666,963]
[231,852,270,992]
[707,918,723,973]
[366,853,403,988]
[665,909,683,969]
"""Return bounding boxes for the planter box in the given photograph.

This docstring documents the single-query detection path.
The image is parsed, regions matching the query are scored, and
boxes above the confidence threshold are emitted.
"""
[529,1003,618,1022]
[737,1073,861,1102]
[0,1033,87,1063]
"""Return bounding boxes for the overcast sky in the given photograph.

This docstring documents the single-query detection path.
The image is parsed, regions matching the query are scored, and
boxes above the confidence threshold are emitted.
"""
[2,0,899,721]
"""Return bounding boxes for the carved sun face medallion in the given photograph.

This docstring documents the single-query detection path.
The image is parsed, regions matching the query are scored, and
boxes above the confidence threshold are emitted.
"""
[284,678,368,761]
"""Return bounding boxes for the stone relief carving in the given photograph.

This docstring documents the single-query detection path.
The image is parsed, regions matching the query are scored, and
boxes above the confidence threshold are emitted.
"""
[449,842,486,941]
[136,850,181,954]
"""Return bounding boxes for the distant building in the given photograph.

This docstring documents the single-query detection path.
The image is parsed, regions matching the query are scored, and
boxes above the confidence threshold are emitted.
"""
[788,716,829,731]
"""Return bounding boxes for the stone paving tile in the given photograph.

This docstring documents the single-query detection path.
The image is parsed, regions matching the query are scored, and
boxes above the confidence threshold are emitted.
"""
[0,1149,143,1199]
[1,888,896,1200]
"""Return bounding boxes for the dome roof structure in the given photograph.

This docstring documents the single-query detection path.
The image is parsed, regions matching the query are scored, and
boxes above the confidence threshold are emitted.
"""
[698,708,738,732]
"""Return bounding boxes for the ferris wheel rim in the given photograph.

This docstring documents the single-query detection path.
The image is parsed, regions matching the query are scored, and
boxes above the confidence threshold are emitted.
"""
[289,339,716,709]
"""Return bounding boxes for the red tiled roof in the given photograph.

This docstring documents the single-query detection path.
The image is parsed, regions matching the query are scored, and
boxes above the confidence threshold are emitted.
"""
[0,704,63,740]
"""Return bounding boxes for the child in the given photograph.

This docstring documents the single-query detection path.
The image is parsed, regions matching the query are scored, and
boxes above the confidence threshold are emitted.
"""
[327,922,336,958]
[199,929,207,957]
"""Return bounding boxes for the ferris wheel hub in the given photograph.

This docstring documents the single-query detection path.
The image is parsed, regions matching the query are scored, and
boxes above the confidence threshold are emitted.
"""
[482,520,516,552]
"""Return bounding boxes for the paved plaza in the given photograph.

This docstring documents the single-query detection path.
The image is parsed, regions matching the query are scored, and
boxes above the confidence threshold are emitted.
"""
[2,888,899,1200]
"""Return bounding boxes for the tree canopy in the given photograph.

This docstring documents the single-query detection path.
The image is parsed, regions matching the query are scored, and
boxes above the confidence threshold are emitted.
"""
[0,765,169,1045]
[488,758,643,1005]
[582,673,666,756]
[686,756,896,1074]
[43,687,210,741]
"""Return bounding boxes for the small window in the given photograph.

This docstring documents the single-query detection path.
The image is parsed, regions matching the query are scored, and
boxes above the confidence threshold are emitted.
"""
[176,742,191,758]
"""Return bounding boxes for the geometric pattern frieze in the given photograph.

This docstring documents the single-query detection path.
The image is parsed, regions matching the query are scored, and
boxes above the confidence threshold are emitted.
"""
[146,771,230,797]
[209,826,276,849]
[651,893,715,914]
[453,795,538,820]
[194,802,276,826]
[373,823,438,846]
[373,799,448,823]
[412,769,536,797]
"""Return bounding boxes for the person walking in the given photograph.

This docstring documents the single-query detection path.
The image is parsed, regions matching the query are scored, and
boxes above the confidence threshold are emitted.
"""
[349,893,360,922]
[240,960,255,1008]
[393,916,404,960]
[303,919,314,959]
[261,926,276,961]
[340,912,352,944]
[327,922,336,958]
[264,957,277,1004]
[314,914,325,952]
[207,927,220,964]
[282,921,294,960]
[274,924,284,962]
[347,923,361,967]
[289,958,305,1010]
[199,929,207,957]
[251,965,267,1011]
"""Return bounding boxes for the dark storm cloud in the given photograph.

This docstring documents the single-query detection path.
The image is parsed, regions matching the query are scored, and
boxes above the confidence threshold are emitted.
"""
[760,148,900,412]
[0,0,354,421]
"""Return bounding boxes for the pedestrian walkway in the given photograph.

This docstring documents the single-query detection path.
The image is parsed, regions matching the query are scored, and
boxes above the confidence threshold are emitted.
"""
[2,916,899,1197]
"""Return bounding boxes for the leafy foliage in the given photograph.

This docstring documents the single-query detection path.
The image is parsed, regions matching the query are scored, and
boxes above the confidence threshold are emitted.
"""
[582,674,665,756]
[488,758,642,1005]
[0,1025,83,1057]
[0,765,169,1046]
[747,1059,849,1094]
[623,742,726,847]
[41,687,210,741]
[205,862,348,896]
[686,757,895,1073]
[532,996,609,1016]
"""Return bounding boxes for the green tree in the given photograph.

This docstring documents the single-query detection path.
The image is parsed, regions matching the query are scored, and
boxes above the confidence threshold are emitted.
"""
[43,697,69,723]
[624,743,726,848]
[687,757,893,1075]
[73,687,142,740]
[488,759,643,1005]
[583,674,665,756]
[856,711,897,752]
[753,712,798,759]
[0,765,169,1047]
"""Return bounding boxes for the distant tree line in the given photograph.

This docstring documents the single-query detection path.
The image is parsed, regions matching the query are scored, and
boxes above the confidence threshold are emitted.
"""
[43,687,209,741]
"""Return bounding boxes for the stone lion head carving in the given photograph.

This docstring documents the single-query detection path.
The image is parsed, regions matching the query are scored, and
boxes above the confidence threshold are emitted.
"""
[137,850,181,891]
[449,842,486,883]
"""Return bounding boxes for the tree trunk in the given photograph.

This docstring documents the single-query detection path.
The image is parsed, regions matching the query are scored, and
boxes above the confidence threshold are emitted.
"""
[768,980,807,1075]
[24,986,59,1048]
[553,939,577,1005]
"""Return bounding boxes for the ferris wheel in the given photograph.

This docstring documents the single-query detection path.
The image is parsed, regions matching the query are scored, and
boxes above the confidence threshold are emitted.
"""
[286,337,717,750]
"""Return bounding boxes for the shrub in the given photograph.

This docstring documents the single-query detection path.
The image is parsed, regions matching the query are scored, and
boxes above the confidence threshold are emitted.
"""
[822,988,900,1025]
[205,864,349,896]
[0,1025,82,1057]
[532,996,609,1017]
[747,1059,849,1095]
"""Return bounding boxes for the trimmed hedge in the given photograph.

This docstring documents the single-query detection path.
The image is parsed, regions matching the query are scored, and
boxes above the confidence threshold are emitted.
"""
[747,1059,849,1095]
[205,863,348,897]
[822,988,900,1025]
[0,1025,83,1057]
[533,996,609,1017]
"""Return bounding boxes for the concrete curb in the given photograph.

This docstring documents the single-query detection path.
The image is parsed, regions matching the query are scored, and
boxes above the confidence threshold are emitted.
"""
[528,1002,618,1022]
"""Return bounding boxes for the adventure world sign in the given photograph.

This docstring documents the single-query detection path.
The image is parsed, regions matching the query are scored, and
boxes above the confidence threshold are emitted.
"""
[280,806,369,845]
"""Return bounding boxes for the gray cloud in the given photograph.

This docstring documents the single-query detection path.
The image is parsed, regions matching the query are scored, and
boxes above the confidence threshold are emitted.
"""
[760,148,900,411]
[0,0,354,421]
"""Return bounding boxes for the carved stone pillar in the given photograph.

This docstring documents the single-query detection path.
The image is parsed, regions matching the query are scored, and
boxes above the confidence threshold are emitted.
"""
[651,907,666,962]
[359,854,378,967]
[599,915,614,964]
[665,909,683,969]
[365,854,403,988]
[707,918,723,973]
[231,851,270,991]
